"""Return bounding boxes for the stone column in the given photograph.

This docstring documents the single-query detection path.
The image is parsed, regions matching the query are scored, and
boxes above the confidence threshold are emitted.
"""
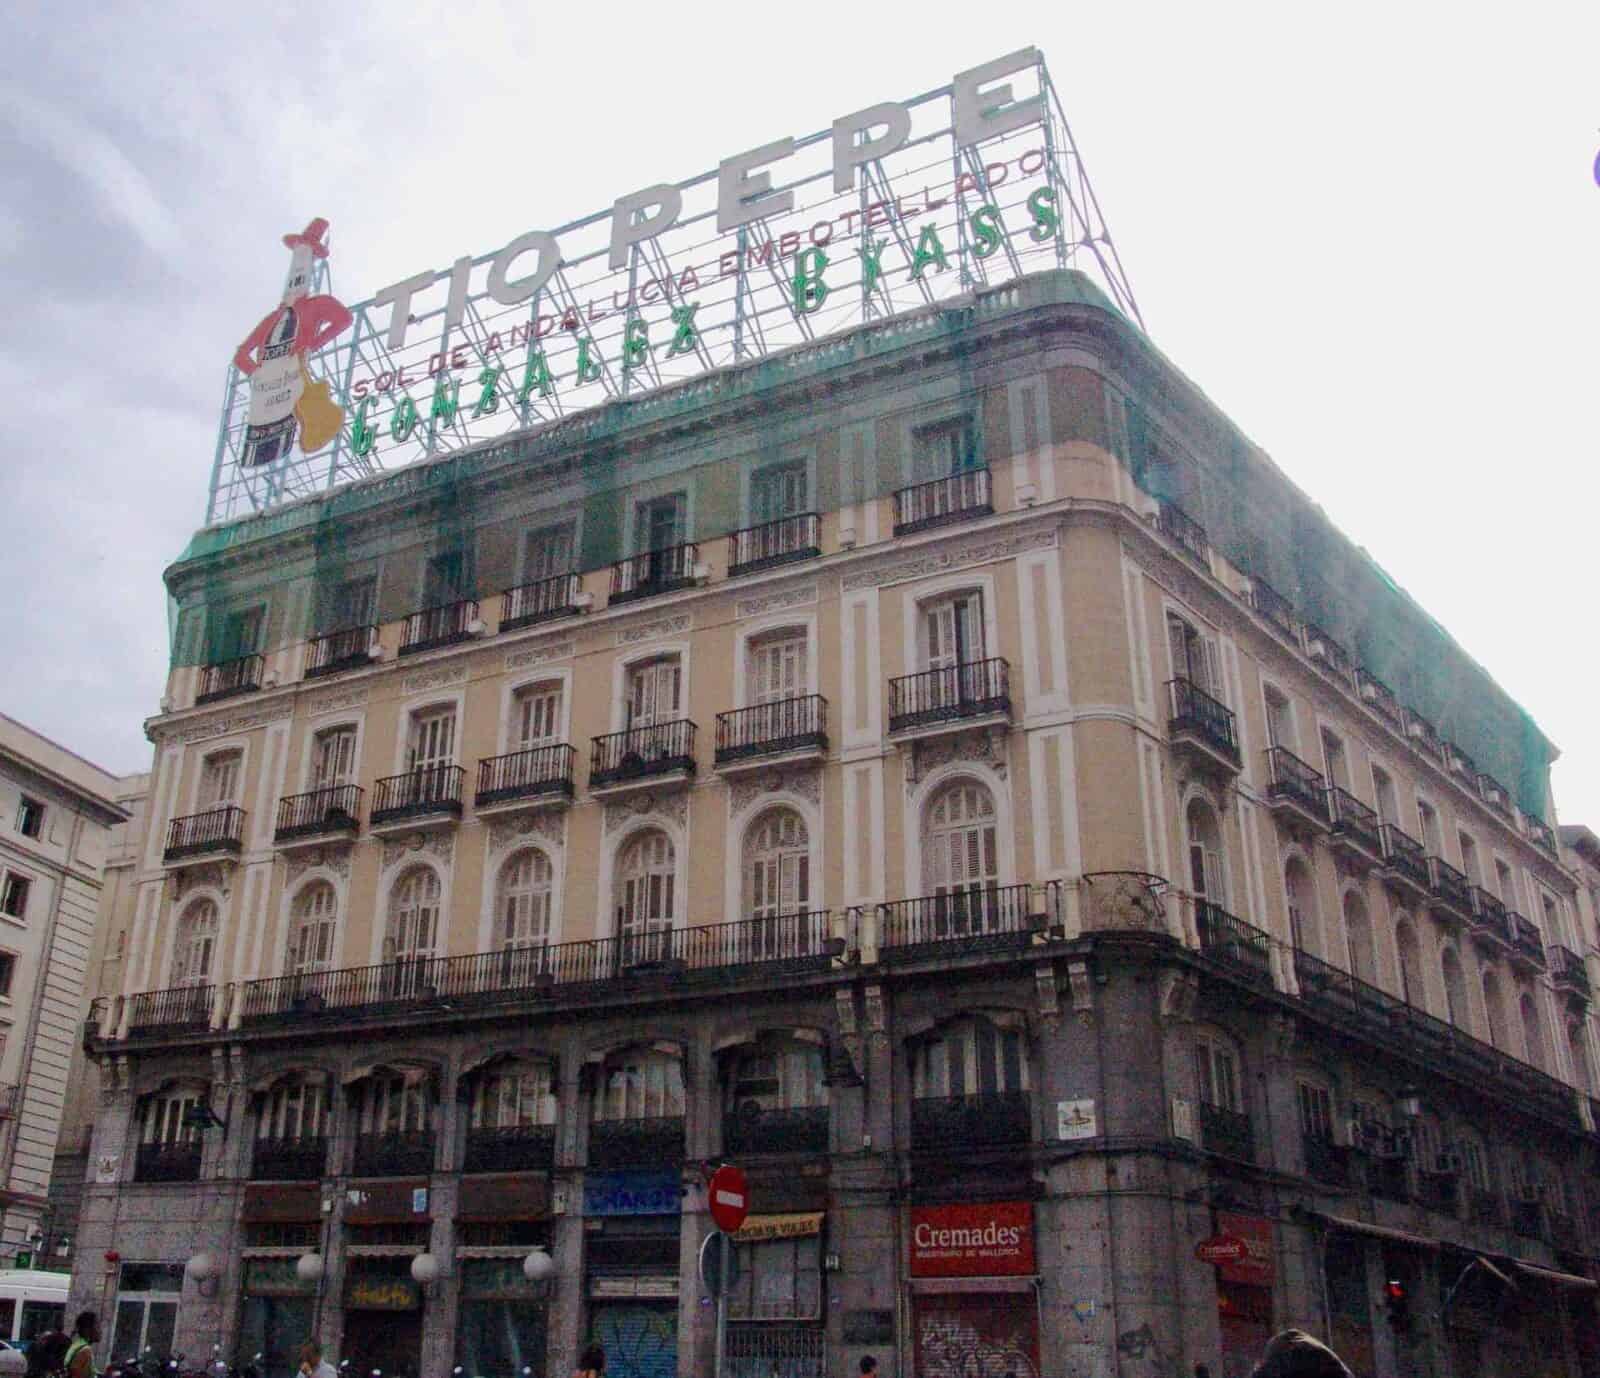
[544,1043,586,1378]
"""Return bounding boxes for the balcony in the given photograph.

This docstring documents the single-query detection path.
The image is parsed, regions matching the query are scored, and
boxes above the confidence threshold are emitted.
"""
[1194,901,1273,986]
[588,1115,685,1169]
[1264,748,1329,831]
[135,1139,202,1184]
[714,696,827,772]
[1509,913,1546,974]
[1525,814,1558,857]
[892,468,992,536]
[370,766,464,834]
[888,659,1011,739]
[164,806,245,864]
[1378,824,1430,902]
[589,721,696,795]
[1552,945,1591,1004]
[1509,1196,1544,1240]
[352,1130,435,1177]
[501,572,583,632]
[1416,1170,1459,1214]
[911,1091,1031,1153]
[463,1122,557,1174]
[400,599,480,655]
[1302,623,1352,682]
[1156,502,1209,564]
[1426,856,1474,926]
[880,884,1041,960]
[475,745,576,817]
[196,654,264,705]
[723,1104,830,1157]
[610,543,699,605]
[125,984,215,1038]
[1249,578,1297,640]
[274,785,362,849]
[1403,709,1444,762]
[1354,669,1402,728]
[1477,773,1513,819]
[1468,888,1513,953]
[727,513,820,577]
[304,625,376,679]
[1325,788,1383,867]
[251,1136,328,1181]
[1199,1103,1254,1163]
[1303,1134,1353,1187]
[1165,678,1240,775]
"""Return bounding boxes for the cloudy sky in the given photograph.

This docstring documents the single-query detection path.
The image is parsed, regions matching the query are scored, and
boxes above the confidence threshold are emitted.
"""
[2,3,1597,822]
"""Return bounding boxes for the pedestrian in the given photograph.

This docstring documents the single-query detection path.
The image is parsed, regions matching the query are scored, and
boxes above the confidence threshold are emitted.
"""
[26,1331,70,1378]
[64,1314,99,1378]
[859,1357,878,1378]
[1250,1330,1352,1378]
[297,1343,336,1378]
[573,1344,605,1378]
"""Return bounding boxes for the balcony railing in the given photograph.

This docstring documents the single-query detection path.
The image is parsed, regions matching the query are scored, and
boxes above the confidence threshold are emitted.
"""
[305,625,376,679]
[371,766,464,825]
[610,544,698,604]
[892,467,992,535]
[1249,578,1297,639]
[1477,773,1513,818]
[1303,623,1351,680]
[475,745,576,808]
[1265,747,1328,822]
[1303,1135,1353,1187]
[723,1104,830,1157]
[1356,669,1402,727]
[1403,709,1444,761]
[1470,1186,1503,1226]
[727,514,820,577]
[1156,503,1209,562]
[1552,946,1591,1001]
[1199,1103,1254,1162]
[196,654,264,705]
[463,1122,558,1174]
[1525,815,1558,856]
[590,721,697,789]
[136,1139,202,1183]
[274,785,362,843]
[1416,1170,1459,1214]
[589,1115,685,1168]
[1325,788,1383,859]
[251,1136,328,1181]
[399,599,479,655]
[352,1130,435,1177]
[501,573,583,632]
[888,658,1011,734]
[1366,1154,1412,1203]
[1511,913,1546,971]
[1166,678,1240,766]
[164,805,245,863]
[1379,824,1430,893]
[1469,888,1512,948]
[1195,902,1272,984]
[1427,856,1473,917]
[125,984,214,1037]
[1509,1197,1544,1240]
[715,696,827,765]
[911,1091,1031,1152]
[880,884,1039,956]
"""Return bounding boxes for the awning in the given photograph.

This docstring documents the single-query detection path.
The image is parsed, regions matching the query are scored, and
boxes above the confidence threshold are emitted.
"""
[910,1277,1037,1295]
[1312,1213,1437,1250]
[1514,1261,1598,1291]
[733,1212,824,1243]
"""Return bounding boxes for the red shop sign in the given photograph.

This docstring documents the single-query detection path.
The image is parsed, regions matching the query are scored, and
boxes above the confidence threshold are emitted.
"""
[1216,1212,1275,1288]
[1195,1234,1247,1265]
[910,1202,1035,1277]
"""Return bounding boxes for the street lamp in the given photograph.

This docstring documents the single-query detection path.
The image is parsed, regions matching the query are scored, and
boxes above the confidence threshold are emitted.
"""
[522,1248,554,1282]
[295,1253,325,1284]
[410,1253,440,1285]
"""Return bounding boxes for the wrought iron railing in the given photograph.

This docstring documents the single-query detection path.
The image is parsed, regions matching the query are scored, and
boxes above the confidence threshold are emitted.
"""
[251,1136,328,1181]
[1302,1135,1352,1186]
[1525,814,1558,856]
[1469,888,1512,948]
[1403,709,1444,760]
[1509,1196,1544,1240]
[887,658,1011,734]
[610,543,698,603]
[1552,945,1591,1000]
[1194,902,1272,984]
[476,745,576,807]
[136,1139,202,1183]
[126,984,214,1036]
[1378,824,1429,891]
[590,721,697,788]
[588,1115,685,1168]
[399,599,478,655]
[1325,788,1382,857]
[715,696,827,765]
[274,785,362,842]
[727,514,821,576]
[1249,578,1297,639]
[892,467,992,535]
[463,1122,558,1173]
[722,1104,830,1157]
[1366,1154,1412,1203]
[196,654,264,705]
[1302,623,1351,680]
[1356,669,1402,726]
[880,884,1038,954]
[501,572,583,631]
[352,1130,435,1177]
[911,1091,1031,1152]
[164,805,245,862]
[1477,773,1513,818]
[305,625,376,678]
[1157,502,1208,562]
[1416,1170,1458,1214]
[1265,747,1327,821]
[1166,678,1239,763]
[1510,913,1546,970]
[371,766,464,824]
[1470,1186,1503,1226]
[1199,1102,1254,1162]
[1427,856,1473,916]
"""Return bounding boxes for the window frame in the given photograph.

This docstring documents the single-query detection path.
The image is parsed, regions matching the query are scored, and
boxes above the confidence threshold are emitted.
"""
[0,874,30,922]
[15,797,44,841]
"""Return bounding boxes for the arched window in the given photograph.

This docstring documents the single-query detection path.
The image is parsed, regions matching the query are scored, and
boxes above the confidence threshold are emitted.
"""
[912,1015,1029,1100]
[1482,970,1507,1050]
[1395,917,1422,1009]
[171,899,218,987]
[924,780,999,896]
[725,1035,829,1155]
[593,1047,685,1122]
[615,830,675,963]
[357,1070,433,1136]
[1569,1024,1593,1095]
[1520,992,1547,1071]
[1194,1032,1242,1113]
[257,1078,328,1144]
[1186,799,1227,908]
[1441,947,1468,1029]
[1458,1131,1492,1194]
[1284,856,1318,953]
[386,867,441,962]
[287,883,337,975]
[744,809,810,919]
[1343,893,1376,987]
[472,1057,557,1129]
[498,849,554,949]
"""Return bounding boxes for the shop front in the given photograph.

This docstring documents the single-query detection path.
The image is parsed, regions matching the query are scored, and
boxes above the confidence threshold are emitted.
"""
[583,1171,681,1378]
[726,1212,826,1378]
[340,1180,431,1378]
[908,1202,1039,1378]
[238,1183,323,1378]
[454,1175,552,1378]
[1210,1212,1275,1378]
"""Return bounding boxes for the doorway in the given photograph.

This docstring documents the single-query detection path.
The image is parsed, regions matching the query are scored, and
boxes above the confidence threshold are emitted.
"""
[342,1308,423,1378]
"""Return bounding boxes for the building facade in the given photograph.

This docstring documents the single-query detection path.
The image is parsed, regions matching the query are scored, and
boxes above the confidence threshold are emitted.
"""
[0,715,128,1264]
[70,270,1600,1378]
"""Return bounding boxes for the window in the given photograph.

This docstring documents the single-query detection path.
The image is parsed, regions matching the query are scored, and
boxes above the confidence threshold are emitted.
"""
[512,682,563,748]
[615,831,675,957]
[635,494,686,553]
[924,591,985,670]
[625,657,681,728]
[1395,919,1422,1008]
[522,522,576,583]
[1194,1037,1241,1112]
[750,462,808,524]
[1460,1135,1491,1191]
[1570,1025,1593,1095]
[1458,832,1481,887]
[595,1049,684,1121]
[1417,798,1442,855]
[1521,992,1547,1072]
[747,631,808,705]
[385,868,440,963]
[1186,799,1227,907]
[913,1015,1028,1099]
[1441,947,1468,1028]
[1297,1081,1334,1142]
[0,875,28,922]
[1167,613,1222,700]
[171,900,218,987]
[258,1080,328,1142]
[329,575,377,631]
[497,849,553,949]
[1371,767,1398,827]
[199,751,242,808]
[910,416,975,482]
[744,809,810,920]
[1320,729,1349,791]
[1284,857,1317,953]
[286,884,337,975]
[1482,970,1507,1049]
[727,1038,828,1116]
[1495,859,1518,910]
[1541,892,1563,945]
[924,780,999,900]
[423,550,466,606]
[143,1090,200,1147]
[111,1263,185,1365]
[220,605,264,660]
[0,953,14,998]
[359,1073,431,1135]
[1343,893,1375,986]
[15,797,43,841]
[407,706,456,771]
[1263,685,1294,752]
[311,725,357,788]
[472,1059,556,1129]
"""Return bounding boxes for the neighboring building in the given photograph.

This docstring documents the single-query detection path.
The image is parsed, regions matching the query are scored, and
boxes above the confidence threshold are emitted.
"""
[0,714,129,1264]
[70,267,1600,1378]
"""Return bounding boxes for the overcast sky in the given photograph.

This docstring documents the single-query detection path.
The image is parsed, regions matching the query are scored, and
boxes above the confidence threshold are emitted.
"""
[2,3,1597,824]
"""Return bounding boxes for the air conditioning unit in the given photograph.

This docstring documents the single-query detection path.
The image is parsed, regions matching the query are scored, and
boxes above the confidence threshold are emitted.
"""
[367,644,385,661]
[692,561,712,583]
[263,671,280,688]
[572,591,595,611]
[1359,680,1380,704]
[1306,634,1331,665]
[1406,719,1428,740]
[467,618,488,637]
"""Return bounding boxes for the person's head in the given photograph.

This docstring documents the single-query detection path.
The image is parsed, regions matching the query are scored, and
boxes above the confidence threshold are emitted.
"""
[299,1343,322,1367]
[1251,1331,1352,1378]
[859,1357,878,1377]
[73,1313,98,1343]
[578,1343,605,1374]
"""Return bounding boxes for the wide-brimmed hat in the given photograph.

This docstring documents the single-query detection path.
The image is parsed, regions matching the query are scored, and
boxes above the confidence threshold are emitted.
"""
[283,218,331,258]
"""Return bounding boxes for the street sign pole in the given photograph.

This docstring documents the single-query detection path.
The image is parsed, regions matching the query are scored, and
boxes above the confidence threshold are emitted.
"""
[714,1229,730,1378]
[707,1163,749,1378]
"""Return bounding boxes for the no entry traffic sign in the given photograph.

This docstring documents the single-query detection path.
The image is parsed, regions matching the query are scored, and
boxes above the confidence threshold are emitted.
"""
[709,1163,749,1233]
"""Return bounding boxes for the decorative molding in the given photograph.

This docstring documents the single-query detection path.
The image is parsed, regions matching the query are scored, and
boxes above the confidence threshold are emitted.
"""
[905,727,1008,789]
[174,863,231,898]
[506,640,576,671]
[1157,969,1199,1023]
[487,812,568,854]
[1034,962,1060,1025]
[1266,1011,1298,1060]
[735,583,818,620]
[402,663,470,694]
[863,983,886,1036]
[380,831,456,871]
[305,685,370,716]
[839,527,1057,592]
[728,767,823,816]
[1066,958,1094,1022]
[602,791,689,833]
[283,848,353,888]
[833,989,864,1085]
[617,613,692,647]
[165,700,296,745]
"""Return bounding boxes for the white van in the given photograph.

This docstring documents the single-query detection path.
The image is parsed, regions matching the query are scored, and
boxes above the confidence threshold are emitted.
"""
[0,1269,69,1351]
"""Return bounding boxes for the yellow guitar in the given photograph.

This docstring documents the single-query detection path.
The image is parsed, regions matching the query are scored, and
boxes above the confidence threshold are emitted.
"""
[294,357,345,453]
